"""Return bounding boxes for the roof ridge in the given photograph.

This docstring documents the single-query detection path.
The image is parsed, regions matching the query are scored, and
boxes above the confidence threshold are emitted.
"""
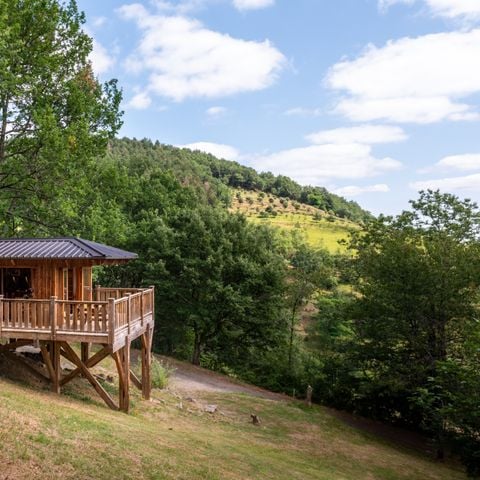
[70,238,106,258]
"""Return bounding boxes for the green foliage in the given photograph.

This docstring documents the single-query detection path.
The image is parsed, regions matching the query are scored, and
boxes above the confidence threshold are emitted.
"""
[344,190,480,474]
[0,0,122,235]
[151,358,170,389]
[174,142,371,222]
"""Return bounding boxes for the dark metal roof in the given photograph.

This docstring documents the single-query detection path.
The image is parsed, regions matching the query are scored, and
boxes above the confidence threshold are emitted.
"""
[0,238,137,260]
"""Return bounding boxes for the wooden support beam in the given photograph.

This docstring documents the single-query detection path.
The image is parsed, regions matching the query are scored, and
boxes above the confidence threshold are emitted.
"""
[81,342,90,363]
[60,346,111,386]
[141,325,152,400]
[40,342,55,383]
[60,342,118,411]
[113,337,130,413]
[51,341,61,394]
[141,324,152,400]
[59,343,77,365]
[129,369,142,390]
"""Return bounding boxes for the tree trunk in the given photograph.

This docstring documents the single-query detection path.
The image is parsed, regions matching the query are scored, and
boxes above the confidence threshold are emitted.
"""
[192,331,202,366]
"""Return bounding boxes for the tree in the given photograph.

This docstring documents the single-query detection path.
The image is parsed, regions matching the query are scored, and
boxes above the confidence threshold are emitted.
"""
[348,190,480,470]
[0,0,122,234]
[286,245,335,368]
[157,208,287,365]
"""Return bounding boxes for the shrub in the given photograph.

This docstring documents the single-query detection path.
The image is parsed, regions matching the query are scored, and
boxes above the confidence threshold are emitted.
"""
[151,358,171,389]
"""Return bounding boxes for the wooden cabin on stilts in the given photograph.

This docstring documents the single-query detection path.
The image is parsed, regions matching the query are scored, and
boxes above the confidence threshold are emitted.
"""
[0,237,154,413]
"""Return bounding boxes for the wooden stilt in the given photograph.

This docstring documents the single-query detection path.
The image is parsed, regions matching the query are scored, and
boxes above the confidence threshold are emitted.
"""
[51,341,61,394]
[114,337,130,413]
[141,324,152,400]
[81,342,90,363]
[40,341,55,383]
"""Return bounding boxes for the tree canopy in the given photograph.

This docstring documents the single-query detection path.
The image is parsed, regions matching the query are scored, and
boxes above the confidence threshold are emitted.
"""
[0,0,122,234]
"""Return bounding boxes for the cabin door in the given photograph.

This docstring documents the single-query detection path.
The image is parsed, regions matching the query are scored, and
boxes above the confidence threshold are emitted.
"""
[62,268,76,300]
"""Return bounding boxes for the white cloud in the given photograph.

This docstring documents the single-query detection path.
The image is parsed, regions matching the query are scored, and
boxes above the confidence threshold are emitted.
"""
[436,153,480,171]
[233,0,274,11]
[153,0,207,15]
[419,153,480,173]
[127,92,152,110]
[333,184,390,197]
[326,29,480,123]
[252,143,402,185]
[306,125,407,145]
[379,0,415,11]
[118,4,286,101]
[380,0,480,20]
[411,173,480,191]
[178,142,240,160]
[334,97,478,124]
[92,16,107,28]
[284,107,322,117]
[206,106,227,117]
[89,39,115,75]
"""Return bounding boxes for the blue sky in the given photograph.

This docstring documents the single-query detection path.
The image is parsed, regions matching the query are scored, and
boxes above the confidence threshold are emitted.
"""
[78,0,480,215]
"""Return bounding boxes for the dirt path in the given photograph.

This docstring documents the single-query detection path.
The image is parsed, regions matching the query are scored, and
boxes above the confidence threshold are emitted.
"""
[157,355,288,401]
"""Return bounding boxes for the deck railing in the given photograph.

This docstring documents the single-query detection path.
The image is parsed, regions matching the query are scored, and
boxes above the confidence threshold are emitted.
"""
[94,287,146,302]
[0,287,154,344]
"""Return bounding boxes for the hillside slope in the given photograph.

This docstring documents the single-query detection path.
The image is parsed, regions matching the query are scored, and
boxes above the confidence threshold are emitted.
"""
[231,188,357,252]
[107,138,371,223]
[0,355,466,480]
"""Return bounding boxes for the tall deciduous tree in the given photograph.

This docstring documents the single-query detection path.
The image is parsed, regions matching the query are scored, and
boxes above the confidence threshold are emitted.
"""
[0,0,122,234]
[157,207,287,365]
[349,190,480,431]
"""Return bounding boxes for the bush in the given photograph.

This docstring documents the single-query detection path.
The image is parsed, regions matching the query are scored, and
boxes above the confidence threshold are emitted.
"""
[151,358,171,389]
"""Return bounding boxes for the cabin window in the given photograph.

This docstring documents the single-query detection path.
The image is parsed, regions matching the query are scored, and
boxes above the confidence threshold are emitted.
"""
[1,268,33,298]
[83,267,92,301]
[63,268,75,300]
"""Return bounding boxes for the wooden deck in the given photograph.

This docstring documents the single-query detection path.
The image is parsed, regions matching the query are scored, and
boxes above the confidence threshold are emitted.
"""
[0,287,154,352]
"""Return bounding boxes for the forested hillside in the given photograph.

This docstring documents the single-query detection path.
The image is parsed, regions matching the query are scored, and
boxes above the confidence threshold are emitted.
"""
[108,138,371,223]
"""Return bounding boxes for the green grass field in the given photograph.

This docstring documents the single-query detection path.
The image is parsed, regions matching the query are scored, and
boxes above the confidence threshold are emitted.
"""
[0,366,467,480]
[230,189,357,253]
[251,213,355,253]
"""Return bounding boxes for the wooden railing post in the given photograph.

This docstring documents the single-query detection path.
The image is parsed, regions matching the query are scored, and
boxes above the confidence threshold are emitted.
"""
[95,285,101,302]
[150,286,155,321]
[50,296,57,341]
[108,298,115,345]
[140,291,144,327]
[127,294,131,335]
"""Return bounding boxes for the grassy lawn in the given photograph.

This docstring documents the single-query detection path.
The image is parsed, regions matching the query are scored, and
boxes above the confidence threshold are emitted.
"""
[251,213,355,253]
[0,374,466,480]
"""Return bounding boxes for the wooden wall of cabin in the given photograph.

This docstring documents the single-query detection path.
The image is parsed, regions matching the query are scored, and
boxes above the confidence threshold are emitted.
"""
[0,264,94,300]
[26,265,93,301]
[29,264,60,299]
